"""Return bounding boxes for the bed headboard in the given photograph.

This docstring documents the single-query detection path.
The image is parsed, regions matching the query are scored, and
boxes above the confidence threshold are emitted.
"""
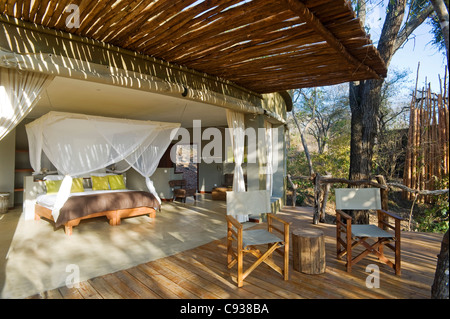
[22,173,127,220]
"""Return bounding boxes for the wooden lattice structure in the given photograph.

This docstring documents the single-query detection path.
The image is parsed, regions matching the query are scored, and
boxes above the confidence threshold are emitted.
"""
[403,77,449,202]
[0,0,387,93]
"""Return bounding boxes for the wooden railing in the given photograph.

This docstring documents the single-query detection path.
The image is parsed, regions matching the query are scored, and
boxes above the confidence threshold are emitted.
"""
[287,173,449,226]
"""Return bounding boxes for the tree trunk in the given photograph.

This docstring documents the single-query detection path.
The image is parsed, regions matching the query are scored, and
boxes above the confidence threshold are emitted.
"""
[348,0,408,224]
[431,229,449,299]
[349,80,384,181]
[430,0,449,300]
[430,0,449,58]
[348,79,384,224]
[291,109,314,176]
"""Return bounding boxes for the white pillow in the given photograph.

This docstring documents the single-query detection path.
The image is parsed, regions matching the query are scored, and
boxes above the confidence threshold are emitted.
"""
[43,175,64,181]
[77,169,107,178]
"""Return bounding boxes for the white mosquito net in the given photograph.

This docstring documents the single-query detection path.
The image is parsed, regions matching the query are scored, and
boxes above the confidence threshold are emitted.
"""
[26,111,180,221]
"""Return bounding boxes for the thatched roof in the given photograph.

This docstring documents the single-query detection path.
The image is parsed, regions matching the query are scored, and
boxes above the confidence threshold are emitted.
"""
[1,0,387,94]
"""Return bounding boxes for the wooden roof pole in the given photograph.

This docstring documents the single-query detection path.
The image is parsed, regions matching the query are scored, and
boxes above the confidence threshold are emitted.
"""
[283,0,384,79]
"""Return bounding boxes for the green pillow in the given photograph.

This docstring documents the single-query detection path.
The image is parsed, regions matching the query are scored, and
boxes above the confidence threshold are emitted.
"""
[91,175,110,190]
[45,180,63,194]
[71,178,85,193]
[108,174,126,190]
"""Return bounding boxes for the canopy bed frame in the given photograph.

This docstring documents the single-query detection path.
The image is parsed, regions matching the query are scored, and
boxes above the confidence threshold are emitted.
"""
[25,111,180,235]
[29,176,160,236]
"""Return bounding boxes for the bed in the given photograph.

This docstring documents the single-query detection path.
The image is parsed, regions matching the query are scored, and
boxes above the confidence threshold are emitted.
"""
[33,175,160,236]
[24,111,179,235]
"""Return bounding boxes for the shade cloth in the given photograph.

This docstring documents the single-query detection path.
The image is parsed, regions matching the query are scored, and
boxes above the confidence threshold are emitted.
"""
[0,67,54,141]
[226,110,246,192]
[334,188,382,210]
[26,111,180,221]
[226,109,247,222]
[226,190,270,216]
[264,120,273,196]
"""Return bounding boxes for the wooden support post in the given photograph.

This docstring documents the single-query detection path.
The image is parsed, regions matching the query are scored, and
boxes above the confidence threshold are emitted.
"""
[287,174,297,207]
[375,175,388,211]
[313,173,321,224]
[319,174,332,223]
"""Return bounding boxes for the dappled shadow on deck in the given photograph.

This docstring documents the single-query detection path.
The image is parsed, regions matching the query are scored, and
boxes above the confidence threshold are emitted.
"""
[28,205,443,299]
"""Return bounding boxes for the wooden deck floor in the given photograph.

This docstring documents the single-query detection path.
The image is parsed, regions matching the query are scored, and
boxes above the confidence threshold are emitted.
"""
[28,206,443,300]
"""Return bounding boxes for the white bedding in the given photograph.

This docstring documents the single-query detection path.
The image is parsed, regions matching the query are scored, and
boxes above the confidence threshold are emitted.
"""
[36,188,134,210]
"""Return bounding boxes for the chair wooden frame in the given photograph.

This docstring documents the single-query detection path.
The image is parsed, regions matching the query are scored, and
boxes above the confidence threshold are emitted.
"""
[335,189,403,275]
[226,213,290,287]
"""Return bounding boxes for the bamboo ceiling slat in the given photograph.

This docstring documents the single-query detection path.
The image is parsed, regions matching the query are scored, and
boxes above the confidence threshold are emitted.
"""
[122,0,197,49]
[173,10,299,57]
[147,0,276,58]
[13,0,23,18]
[180,24,314,68]
[1,0,388,94]
[100,1,156,43]
[34,0,51,24]
[45,0,70,27]
[188,31,320,72]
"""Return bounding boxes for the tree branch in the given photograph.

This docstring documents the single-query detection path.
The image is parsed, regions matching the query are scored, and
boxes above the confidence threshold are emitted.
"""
[429,0,449,57]
[393,4,434,54]
[387,182,449,195]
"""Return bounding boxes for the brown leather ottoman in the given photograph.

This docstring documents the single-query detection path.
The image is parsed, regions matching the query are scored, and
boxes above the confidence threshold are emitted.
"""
[211,187,229,201]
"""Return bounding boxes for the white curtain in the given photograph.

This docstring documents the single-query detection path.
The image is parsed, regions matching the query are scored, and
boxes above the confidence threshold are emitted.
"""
[226,110,248,222]
[26,111,180,221]
[264,120,273,196]
[226,110,246,192]
[0,67,54,141]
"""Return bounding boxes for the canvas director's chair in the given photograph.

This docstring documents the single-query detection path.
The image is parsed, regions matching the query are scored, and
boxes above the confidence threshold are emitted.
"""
[226,190,290,287]
[335,188,402,275]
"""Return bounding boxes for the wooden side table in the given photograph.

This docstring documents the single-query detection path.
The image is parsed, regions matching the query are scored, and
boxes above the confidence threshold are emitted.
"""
[292,229,326,274]
[0,192,10,214]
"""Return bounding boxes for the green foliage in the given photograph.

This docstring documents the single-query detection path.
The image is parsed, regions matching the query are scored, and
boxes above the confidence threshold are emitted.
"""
[291,179,313,206]
[287,138,350,179]
[428,10,448,53]
[415,176,449,233]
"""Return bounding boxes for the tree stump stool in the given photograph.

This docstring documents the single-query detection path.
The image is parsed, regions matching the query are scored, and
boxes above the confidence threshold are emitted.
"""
[292,229,326,274]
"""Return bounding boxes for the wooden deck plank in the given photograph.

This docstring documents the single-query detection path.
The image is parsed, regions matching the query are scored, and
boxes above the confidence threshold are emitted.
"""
[125,266,180,299]
[87,276,124,299]
[138,263,201,299]
[102,272,143,299]
[113,270,162,299]
[188,245,286,299]
[149,257,221,299]
[192,244,297,299]
[172,252,259,299]
[160,254,244,299]
[76,281,103,299]
[199,238,384,299]
[58,286,84,299]
[25,206,443,300]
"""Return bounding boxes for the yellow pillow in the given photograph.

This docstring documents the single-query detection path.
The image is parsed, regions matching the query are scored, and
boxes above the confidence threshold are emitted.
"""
[45,180,63,194]
[71,178,85,193]
[108,174,126,190]
[91,175,110,190]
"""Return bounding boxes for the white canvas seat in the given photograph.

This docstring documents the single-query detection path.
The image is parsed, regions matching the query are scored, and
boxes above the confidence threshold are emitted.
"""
[335,188,402,275]
[226,190,290,287]
[351,225,393,238]
[242,229,286,247]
